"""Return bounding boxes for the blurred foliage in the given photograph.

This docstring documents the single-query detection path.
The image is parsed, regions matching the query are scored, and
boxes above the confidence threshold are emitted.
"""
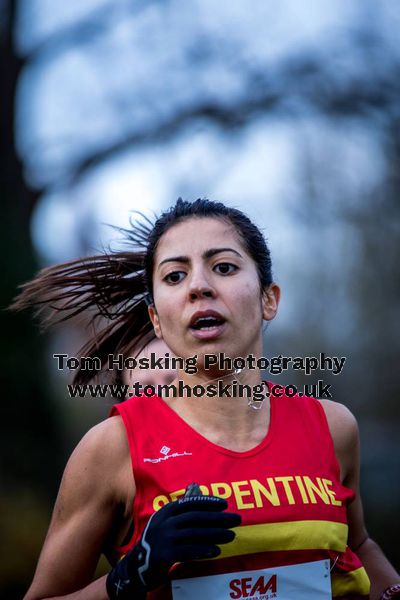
[0,492,51,599]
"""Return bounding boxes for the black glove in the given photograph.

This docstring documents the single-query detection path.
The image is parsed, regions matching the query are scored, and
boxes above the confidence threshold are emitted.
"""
[106,495,241,599]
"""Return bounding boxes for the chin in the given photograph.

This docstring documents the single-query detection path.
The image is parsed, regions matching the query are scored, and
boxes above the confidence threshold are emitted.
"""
[195,346,242,369]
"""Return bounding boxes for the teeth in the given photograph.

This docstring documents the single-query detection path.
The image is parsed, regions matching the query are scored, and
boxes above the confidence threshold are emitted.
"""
[192,316,221,329]
[196,317,217,325]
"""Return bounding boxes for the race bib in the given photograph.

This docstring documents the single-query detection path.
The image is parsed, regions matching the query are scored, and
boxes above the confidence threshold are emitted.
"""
[171,559,331,600]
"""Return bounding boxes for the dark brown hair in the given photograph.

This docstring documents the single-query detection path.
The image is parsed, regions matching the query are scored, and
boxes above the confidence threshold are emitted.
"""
[11,198,273,385]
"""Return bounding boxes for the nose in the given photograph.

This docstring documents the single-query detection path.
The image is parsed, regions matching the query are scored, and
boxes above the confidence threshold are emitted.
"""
[188,269,216,302]
[189,287,214,302]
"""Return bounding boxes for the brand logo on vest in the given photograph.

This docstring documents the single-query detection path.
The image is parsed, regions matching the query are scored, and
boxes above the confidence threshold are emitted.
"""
[228,574,277,599]
[144,446,193,463]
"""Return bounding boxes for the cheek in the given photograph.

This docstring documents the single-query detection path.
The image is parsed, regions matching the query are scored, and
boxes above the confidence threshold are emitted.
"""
[153,284,173,314]
[156,297,177,323]
[235,278,263,313]
[152,292,180,337]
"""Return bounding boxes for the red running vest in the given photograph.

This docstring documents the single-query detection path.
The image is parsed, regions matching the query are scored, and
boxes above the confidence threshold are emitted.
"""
[109,389,370,599]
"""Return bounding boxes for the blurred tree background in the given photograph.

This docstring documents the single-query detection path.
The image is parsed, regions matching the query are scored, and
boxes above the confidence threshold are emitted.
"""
[1,0,399,597]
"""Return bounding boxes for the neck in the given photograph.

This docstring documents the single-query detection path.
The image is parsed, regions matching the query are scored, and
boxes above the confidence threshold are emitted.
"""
[167,368,270,447]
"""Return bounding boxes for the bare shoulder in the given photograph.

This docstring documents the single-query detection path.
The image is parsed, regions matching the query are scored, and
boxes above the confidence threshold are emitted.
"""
[59,414,132,516]
[318,399,359,482]
[318,399,359,442]
[69,414,129,469]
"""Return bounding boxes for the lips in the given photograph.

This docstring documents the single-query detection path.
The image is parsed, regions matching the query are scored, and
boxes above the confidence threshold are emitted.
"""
[189,310,225,329]
[188,310,226,340]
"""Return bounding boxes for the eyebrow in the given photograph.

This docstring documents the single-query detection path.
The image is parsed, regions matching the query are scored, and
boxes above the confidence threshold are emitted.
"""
[158,247,243,268]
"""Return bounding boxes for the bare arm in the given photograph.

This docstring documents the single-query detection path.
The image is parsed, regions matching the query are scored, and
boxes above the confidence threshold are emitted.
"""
[25,577,109,600]
[24,416,134,600]
[321,400,400,600]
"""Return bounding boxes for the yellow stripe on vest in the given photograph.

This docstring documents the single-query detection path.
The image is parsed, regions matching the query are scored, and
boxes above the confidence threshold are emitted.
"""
[332,566,371,597]
[218,520,348,558]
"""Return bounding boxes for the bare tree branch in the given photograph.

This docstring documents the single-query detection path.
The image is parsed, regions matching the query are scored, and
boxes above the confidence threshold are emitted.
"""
[22,0,162,64]
[66,51,400,185]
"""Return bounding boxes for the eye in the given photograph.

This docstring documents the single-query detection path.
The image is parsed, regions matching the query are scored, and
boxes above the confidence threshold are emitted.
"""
[164,271,186,284]
[214,263,237,275]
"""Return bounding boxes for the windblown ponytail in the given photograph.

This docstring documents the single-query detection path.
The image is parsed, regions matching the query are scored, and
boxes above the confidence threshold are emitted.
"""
[10,218,156,386]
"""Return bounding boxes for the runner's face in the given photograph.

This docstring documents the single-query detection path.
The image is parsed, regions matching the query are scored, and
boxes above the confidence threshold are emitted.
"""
[122,339,176,387]
[148,217,278,369]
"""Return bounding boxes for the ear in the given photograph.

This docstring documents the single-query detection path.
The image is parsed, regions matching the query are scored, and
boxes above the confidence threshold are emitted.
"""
[148,305,163,339]
[262,283,280,322]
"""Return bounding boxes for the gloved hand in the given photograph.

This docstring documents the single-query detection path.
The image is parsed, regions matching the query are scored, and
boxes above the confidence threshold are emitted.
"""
[106,495,241,599]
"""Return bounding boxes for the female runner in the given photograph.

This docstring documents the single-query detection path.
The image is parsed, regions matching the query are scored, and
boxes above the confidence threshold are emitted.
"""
[14,198,400,600]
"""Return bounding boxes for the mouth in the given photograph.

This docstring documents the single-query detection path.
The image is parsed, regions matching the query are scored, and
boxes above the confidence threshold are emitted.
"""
[188,310,226,339]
